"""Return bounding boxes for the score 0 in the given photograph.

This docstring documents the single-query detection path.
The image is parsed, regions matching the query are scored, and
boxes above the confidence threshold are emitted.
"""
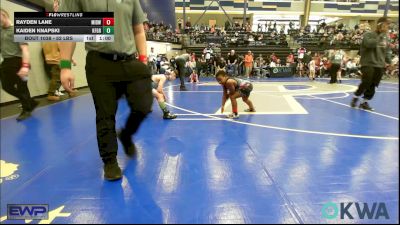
[103,18,114,26]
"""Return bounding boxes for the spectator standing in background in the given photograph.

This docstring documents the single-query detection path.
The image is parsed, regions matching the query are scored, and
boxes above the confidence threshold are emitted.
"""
[227,50,238,76]
[42,0,78,101]
[244,51,254,78]
[148,47,157,75]
[309,58,316,80]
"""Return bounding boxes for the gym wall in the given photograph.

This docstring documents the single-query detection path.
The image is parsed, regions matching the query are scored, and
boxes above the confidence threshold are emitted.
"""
[139,0,176,29]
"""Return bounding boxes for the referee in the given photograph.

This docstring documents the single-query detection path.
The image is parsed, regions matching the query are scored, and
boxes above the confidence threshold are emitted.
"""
[175,53,191,91]
[59,0,153,181]
[0,8,38,121]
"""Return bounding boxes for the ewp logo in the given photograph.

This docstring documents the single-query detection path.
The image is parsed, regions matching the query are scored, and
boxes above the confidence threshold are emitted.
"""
[322,202,390,220]
[7,205,49,220]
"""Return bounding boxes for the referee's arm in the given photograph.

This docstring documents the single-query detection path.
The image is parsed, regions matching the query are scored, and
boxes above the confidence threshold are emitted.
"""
[58,0,81,92]
[132,0,147,63]
[133,23,147,63]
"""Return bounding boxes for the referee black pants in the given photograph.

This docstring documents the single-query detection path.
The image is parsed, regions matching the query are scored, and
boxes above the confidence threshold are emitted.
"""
[85,52,153,163]
[175,58,186,88]
[0,57,35,111]
[329,63,341,83]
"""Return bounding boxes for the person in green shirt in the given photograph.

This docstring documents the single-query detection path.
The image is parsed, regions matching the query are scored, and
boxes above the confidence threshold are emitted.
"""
[59,0,153,181]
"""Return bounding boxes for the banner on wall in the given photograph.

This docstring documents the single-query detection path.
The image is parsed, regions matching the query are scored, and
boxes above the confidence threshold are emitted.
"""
[139,0,176,29]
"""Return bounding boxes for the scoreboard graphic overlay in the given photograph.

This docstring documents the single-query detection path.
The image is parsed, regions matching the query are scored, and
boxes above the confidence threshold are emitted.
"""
[14,12,114,42]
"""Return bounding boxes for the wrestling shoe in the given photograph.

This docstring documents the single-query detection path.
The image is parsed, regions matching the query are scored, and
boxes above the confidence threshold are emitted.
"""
[163,112,177,119]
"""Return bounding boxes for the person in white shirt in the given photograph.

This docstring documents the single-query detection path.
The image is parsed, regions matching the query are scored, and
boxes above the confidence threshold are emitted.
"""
[309,59,316,80]
[391,55,399,65]
[387,55,398,77]
[203,46,213,61]
[276,58,282,67]
[159,57,170,74]
[188,57,198,81]
[148,47,157,74]
[189,58,199,83]
[346,59,358,77]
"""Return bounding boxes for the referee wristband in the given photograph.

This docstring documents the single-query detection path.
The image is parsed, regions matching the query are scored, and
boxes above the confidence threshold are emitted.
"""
[139,55,147,63]
[60,60,72,69]
[22,63,31,69]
